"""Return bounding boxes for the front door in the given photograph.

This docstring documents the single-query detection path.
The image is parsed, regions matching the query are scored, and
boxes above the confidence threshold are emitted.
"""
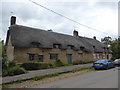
[107,55,109,59]
[67,54,72,64]
[38,55,43,62]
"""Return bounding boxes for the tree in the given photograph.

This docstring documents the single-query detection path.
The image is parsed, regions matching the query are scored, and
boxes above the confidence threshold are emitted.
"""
[109,36,120,59]
[0,40,9,69]
[101,36,112,46]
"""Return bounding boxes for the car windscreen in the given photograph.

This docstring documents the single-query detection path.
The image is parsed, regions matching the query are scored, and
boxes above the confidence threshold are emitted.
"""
[96,60,108,63]
[115,59,120,61]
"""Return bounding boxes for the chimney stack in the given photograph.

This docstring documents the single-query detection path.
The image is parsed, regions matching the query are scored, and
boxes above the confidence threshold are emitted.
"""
[10,16,16,26]
[93,36,96,40]
[73,30,79,37]
[48,29,53,32]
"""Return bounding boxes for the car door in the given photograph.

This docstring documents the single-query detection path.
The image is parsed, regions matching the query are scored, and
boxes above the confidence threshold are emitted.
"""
[108,60,114,68]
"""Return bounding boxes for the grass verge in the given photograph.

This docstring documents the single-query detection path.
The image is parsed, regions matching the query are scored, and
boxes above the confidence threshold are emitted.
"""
[2,66,94,88]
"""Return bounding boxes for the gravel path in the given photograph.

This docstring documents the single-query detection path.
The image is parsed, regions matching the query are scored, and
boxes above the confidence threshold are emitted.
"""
[2,64,92,84]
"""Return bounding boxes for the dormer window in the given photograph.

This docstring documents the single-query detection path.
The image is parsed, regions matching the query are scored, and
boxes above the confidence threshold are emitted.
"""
[67,45,74,49]
[93,45,95,50]
[107,47,109,50]
[80,46,85,50]
[53,44,61,49]
[31,42,41,48]
[103,47,106,52]
[103,47,106,49]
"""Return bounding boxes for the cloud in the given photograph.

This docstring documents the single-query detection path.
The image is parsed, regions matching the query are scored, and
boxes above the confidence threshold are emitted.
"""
[1,1,118,41]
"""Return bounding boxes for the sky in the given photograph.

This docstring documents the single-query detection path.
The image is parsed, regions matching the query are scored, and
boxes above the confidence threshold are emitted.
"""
[1,0,119,42]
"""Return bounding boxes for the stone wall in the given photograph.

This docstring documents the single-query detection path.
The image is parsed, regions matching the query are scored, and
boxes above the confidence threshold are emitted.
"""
[6,35,14,61]
[14,47,95,63]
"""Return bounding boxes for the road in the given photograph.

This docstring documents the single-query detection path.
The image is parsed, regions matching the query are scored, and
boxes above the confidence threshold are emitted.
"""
[36,67,119,88]
[3,64,91,84]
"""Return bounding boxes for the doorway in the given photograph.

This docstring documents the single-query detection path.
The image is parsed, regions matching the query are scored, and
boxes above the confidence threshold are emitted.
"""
[67,54,72,64]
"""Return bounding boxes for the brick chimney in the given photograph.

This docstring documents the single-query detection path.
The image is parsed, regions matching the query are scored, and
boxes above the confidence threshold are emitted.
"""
[73,30,79,37]
[10,16,16,26]
[93,36,96,40]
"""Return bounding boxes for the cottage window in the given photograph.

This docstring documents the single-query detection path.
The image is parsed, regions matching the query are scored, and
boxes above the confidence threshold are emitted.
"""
[29,54,35,61]
[93,46,95,50]
[102,54,106,59]
[50,54,58,60]
[78,53,83,59]
[97,54,100,59]
[38,55,43,62]
[93,54,96,59]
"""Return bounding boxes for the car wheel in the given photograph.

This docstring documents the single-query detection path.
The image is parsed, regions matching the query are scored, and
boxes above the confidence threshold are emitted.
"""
[95,68,98,70]
[105,66,108,70]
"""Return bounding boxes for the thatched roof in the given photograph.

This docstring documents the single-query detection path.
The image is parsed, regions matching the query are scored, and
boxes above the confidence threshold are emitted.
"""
[6,24,111,53]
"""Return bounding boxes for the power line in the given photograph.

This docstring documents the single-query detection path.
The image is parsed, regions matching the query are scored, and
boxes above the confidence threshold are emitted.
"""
[28,0,116,36]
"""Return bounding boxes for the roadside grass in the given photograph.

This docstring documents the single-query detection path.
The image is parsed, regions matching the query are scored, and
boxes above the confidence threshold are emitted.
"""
[0,42,2,55]
[0,84,9,88]
[2,66,94,88]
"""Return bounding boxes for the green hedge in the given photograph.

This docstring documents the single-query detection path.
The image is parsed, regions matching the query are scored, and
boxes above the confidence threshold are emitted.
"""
[20,62,49,70]
[48,63,55,68]
[2,66,27,76]
[8,61,16,68]
[55,59,64,67]
[73,61,94,65]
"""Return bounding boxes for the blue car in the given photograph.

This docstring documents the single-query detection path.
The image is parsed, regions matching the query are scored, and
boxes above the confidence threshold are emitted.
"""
[114,59,120,66]
[92,60,115,70]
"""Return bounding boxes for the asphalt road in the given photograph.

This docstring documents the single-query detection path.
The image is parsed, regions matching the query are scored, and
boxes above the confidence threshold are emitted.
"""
[3,64,92,84]
[36,67,119,88]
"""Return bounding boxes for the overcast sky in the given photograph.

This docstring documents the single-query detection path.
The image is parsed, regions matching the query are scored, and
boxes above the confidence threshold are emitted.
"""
[1,0,119,42]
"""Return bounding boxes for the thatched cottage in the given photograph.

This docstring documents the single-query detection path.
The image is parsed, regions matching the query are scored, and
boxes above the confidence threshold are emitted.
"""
[5,16,112,64]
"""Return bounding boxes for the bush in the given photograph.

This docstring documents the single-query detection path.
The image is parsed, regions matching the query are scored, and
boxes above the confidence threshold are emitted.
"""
[20,62,49,70]
[7,66,27,76]
[2,69,8,76]
[2,57,8,70]
[8,61,16,68]
[2,66,27,76]
[48,63,55,68]
[55,59,64,67]
[40,62,49,69]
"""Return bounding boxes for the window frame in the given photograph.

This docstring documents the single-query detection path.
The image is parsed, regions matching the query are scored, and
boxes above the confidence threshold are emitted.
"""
[50,54,58,60]
[78,53,83,59]
[28,54,35,61]
[38,55,43,62]
[93,53,97,59]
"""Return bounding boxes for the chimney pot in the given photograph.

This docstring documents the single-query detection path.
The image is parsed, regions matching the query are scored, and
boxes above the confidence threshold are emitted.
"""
[10,16,16,26]
[93,36,96,40]
[48,29,53,32]
[73,30,78,37]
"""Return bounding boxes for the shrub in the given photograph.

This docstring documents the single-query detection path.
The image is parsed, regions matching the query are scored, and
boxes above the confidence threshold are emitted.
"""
[2,69,8,76]
[2,57,8,70]
[8,61,16,68]
[48,63,55,68]
[2,66,27,76]
[40,62,49,69]
[20,62,49,70]
[7,66,27,76]
[55,59,64,67]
